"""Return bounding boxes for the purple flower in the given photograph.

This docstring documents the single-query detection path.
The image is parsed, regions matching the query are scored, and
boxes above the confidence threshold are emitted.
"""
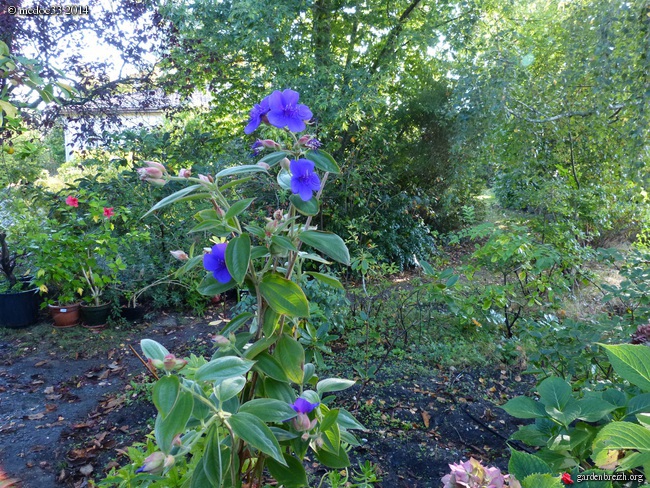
[267,89,313,133]
[290,159,321,202]
[244,96,270,135]
[251,140,264,156]
[291,397,319,414]
[203,243,232,283]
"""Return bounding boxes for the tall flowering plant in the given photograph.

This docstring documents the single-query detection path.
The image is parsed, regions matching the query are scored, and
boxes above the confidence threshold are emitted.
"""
[128,90,363,487]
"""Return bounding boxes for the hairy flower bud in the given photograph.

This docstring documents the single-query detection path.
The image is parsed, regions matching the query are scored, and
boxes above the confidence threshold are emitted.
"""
[162,354,187,372]
[198,174,214,183]
[273,209,284,221]
[279,157,290,171]
[256,162,271,170]
[212,335,230,347]
[291,413,316,432]
[178,168,191,178]
[145,161,166,172]
[259,139,280,149]
[138,167,163,180]
[148,358,164,369]
[136,452,166,474]
[170,250,189,261]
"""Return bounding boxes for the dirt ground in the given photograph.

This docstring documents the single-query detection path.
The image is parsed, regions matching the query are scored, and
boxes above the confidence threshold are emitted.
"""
[0,310,530,488]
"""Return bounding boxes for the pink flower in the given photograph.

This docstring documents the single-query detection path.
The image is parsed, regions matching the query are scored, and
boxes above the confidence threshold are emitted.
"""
[103,207,114,218]
[65,196,79,207]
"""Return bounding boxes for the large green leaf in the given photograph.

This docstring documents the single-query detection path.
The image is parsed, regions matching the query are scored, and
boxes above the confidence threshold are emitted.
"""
[141,339,170,361]
[195,356,256,382]
[153,375,180,418]
[215,376,247,402]
[225,198,255,220]
[275,334,305,384]
[239,398,298,423]
[305,149,341,174]
[203,425,231,486]
[601,344,650,392]
[299,231,350,266]
[306,272,344,290]
[143,184,202,217]
[290,194,319,216]
[576,398,616,422]
[508,449,553,481]
[501,396,547,419]
[154,389,193,453]
[216,164,268,179]
[537,377,573,411]
[314,445,350,468]
[254,352,290,382]
[225,233,251,285]
[259,273,309,317]
[258,150,290,166]
[228,412,286,465]
[197,273,236,296]
[593,421,650,454]
[317,378,356,395]
[520,473,562,488]
[266,454,309,488]
[626,393,650,417]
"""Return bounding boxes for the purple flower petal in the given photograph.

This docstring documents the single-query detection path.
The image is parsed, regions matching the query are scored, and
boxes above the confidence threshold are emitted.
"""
[290,159,320,201]
[266,89,312,132]
[291,397,319,414]
[203,243,231,283]
[244,97,270,135]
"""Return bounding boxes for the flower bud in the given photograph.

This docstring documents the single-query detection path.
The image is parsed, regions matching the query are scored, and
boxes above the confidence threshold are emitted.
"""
[172,434,182,447]
[136,451,166,474]
[163,354,187,371]
[279,158,290,171]
[292,413,317,432]
[170,250,189,261]
[212,335,230,347]
[298,135,312,145]
[164,455,175,469]
[138,167,164,180]
[314,436,324,449]
[259,139,280,149]
[198,174,214,183]
[273,210,283,221]
[145,161,167,172]
[256,162,270,170]
[148,358,164,369]
[178,168,191,178]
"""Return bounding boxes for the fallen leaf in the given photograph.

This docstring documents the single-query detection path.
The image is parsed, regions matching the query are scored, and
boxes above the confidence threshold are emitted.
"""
[421,410,431,428]
[45,404,57,412]
[79,464,93,476]
[35,360,48,367]
[43,386,54,394]
[25,413,44,420]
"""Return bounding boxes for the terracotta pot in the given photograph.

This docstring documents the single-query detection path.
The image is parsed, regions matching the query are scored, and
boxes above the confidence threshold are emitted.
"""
[48,303,80,328]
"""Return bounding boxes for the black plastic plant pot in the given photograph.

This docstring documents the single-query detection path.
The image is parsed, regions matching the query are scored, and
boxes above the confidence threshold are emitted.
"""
[121,305,145,322]
[0,287,40,328]
[81,303,111,328]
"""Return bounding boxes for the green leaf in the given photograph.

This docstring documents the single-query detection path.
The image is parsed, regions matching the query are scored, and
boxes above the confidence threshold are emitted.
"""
[277,169,292,190]
[225,198,255,220]
[501,396,547,419]
[259,151,290,166]
[260,273,309,317]
[141,339,170,361]
[546,398,581,427]
[153,375,180,418]
[290,194,320,216]
[320,408,339,433]
[262,308,281,337]
[314,445,350,468]
[195,356,256,382]
[221,312,254,336]
[321,421,341,455]
[225,233,251,285]
[271,235,298,252]
[216,164,268,179]
[228,412,286,465]
[191,461,211,488]
[593,421,650,454]
[203,425,231,486]
[143,185,202,218]
[266,454,309,488]
[305,149,341,174]
[275,334,305,384]
[306,272,344,290]
[255,352,290,382]
[197,273,236,296]
[511,425,550,447]
[243,335,278,360]
[576,399,616,422]
[601,344,650,392]
[299,231,350,266]
[337,409,366,431]
[215,376,246,402]
[537,377,573,411]
[626,393,650,417]
[189,219,226,233]
[239,398,298,423]
[154,389,193,453]
[508,449,553,481]
[264,377,295,403]
[519,473,561,488]
[317,378,356,395]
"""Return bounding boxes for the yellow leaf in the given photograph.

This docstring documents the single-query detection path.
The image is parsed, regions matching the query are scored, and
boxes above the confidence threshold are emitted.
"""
[93,215,100,223]
[39,284,48,293]
[77,288,83,295]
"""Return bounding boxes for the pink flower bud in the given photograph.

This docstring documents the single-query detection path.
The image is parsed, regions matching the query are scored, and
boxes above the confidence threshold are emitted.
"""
[172,434,182,447]
[256,162,270,170]
[178,168,191,178]
[259,139,280,149]
[164,455,175,469]
[292,413,316,432]
[138,167,164,180]
[212,335,230,347]
[170,250,189,261]
[149,358,164,369]
[163,354,187,371]
[215,206,225,218]
[198,174,214,183]
[136,451,166,474]
[145,161,166,172]
[298,135,313,145]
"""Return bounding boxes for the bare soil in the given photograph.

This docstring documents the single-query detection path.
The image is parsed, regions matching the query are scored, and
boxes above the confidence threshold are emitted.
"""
[0,309,530,488]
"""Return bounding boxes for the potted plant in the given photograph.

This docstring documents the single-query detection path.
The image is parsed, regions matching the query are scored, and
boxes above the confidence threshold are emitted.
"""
[0,231,40,328]
[120,273,189,322]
